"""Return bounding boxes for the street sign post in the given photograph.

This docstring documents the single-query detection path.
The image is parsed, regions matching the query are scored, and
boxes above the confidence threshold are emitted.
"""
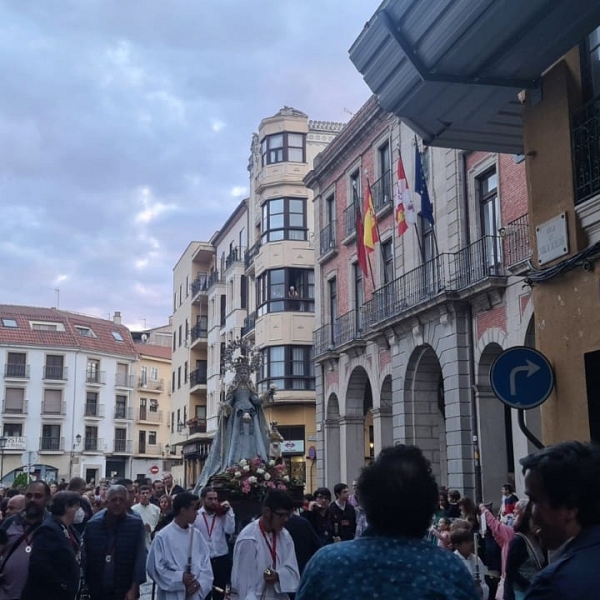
[490,346,554,410]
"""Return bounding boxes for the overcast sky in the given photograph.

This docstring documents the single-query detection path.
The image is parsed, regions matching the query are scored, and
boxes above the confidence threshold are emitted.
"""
[0,1,375,330]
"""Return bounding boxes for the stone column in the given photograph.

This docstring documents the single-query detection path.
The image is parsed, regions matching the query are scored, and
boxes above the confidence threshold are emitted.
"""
[339,415,364,484]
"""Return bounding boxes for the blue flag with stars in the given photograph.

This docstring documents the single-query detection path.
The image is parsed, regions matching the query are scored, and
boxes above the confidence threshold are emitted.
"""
[415,143,434,226]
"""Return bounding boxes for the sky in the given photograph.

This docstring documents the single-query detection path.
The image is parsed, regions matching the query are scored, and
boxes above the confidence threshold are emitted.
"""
[0,0,377,330]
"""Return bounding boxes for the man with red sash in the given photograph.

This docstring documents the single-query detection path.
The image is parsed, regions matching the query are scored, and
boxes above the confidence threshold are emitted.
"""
[231,490,299,600]
[195,487,235,600]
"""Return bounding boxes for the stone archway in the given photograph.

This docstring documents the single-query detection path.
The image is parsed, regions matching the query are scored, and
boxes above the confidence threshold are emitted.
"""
[325,393,341,488]
[403,345,448,487]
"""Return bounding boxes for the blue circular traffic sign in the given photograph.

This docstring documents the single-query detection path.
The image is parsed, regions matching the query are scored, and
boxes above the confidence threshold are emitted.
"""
[490,346,554,410]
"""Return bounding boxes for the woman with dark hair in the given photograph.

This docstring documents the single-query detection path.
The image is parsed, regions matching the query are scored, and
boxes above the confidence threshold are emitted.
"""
[458,497,481,534]
[504,500,546,600]
[152,494,174,538]
[21,491,82,600]
[297,445,479,600]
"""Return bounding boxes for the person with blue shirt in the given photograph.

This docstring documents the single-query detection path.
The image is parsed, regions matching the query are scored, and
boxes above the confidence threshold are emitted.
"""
[296,445,479,600]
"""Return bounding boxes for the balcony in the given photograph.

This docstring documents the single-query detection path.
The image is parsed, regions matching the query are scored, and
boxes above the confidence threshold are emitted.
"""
[137,441,162,455]
[334,309,366,356]
[190,367,208,390]
[244,241,261,271]
[225,246,245,270]
[241,311,256,337]
[83,437,104,452]
[41,401,67,416]
[187,418,207,435]
[572,95,600,205]
[190,320,208,346]
[114,406,134,420]
[342,202,359,239]
[314,323,339,362]
[319,221,337,259]
[191,274,208,301]
[138,378,164,392]
[113,439,133,454]
[2,399,28,415]
[115,373,135,388]
[39,437,64,452]
[502,214,532,271]
[137,407,163,423]
[370,169,393,213]
[85,370,106,385]
[4,363,30,379]
[84,403,105,419]
[206,269,224,291]
[43,365,68,381]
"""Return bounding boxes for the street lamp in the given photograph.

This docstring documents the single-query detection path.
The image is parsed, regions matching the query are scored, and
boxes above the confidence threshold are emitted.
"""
[0,436,7,484]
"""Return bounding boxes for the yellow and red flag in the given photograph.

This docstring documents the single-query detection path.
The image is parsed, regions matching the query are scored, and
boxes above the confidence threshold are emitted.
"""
[363,182,379,252]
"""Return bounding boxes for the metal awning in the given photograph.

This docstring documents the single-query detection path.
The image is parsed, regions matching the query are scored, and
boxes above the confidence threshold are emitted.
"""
[350,0,600,154]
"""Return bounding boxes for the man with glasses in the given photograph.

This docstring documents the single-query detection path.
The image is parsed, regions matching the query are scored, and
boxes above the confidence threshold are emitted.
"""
[0,481,50,600]
[302,487,335,546]
[231,490,300,600]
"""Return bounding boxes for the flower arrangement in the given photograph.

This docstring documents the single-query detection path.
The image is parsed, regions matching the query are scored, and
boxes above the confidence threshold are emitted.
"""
[215,456,303,500]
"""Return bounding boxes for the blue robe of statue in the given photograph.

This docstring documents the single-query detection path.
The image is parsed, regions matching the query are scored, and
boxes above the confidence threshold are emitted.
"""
[195,382,270,491]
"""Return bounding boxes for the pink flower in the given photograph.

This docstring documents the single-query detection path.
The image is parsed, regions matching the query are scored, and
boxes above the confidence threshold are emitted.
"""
[267,482,276,488]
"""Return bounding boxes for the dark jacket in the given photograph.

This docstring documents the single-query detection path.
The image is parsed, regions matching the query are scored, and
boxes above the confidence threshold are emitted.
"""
[328,501,356,542]
[302,507,335,546]
[285,514,322,574]
[21,515,81,600]
[82,509,146,600]
[525,524,600,599]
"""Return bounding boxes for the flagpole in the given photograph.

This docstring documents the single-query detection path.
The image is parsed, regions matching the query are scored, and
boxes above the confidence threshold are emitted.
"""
[366,173,385,289]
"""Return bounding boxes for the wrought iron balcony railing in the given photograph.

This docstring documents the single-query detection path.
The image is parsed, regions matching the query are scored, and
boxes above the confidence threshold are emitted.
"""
[85,370,106,385]
[43,365,68,380]
[319,221,336,256]
[84,403,105,418]
[84,437,103,452]
[115,373,135,388]
[190,367,208,387]
[190,320,208,344]
[225,246,246,270]
[572,94,600,204]
[4,363,30,378]
[41,401,66,416]
[137,407,163,422]
[343,202,359,238]
[241,311,256,337]
[40,437,64,451]
[244,241,261,269]
[502,214,532,267]
[113,439,133,453]
[114,406,134,420]
[370,169,393,212]
[2,399,28,414]
[191,274,208,297]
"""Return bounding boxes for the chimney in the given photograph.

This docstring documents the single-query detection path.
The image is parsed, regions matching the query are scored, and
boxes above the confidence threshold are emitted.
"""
[113,311,122,325]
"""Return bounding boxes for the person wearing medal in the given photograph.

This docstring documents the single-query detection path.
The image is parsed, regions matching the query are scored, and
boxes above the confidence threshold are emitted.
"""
[195,487,235,600]
[21,491,82,600]
[231,490,300,600]
[0,480,51,600]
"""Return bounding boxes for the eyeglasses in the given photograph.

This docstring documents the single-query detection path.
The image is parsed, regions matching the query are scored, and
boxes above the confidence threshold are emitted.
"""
[272,511,291,519]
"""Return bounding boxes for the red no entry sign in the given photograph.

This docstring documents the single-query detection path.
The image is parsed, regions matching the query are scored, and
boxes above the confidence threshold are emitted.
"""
[150,465,160,475]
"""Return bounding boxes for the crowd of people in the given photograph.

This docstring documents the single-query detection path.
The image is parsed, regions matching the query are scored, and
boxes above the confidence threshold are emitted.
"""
[0,441,597,599]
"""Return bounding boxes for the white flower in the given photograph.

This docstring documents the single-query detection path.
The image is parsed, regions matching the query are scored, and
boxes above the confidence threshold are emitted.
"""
[283,475,290,483]
[268,460,275,467]
[248,476,257,484]
[256,468,265,475]
[264,473,271,481]
[234,471,242,478]
[243,465,250,472]
[239,459,248,466]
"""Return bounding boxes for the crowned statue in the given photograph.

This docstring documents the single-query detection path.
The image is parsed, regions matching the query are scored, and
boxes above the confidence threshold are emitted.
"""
[195,339,272,490]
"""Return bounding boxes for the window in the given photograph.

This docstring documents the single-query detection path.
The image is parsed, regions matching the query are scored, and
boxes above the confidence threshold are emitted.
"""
[148,431,157,445]
[75,326,96,338]
[44,355,65,380]
[328,277,338,345]
[140,366,148,386]
[4,388,25,413]
[171,371,176,392]
[186,275,189,297]
[43,389,62,414]
[195,405,207,419]
[241,275,248,310]
[261,132,306,165]
[184,361,188,384]
[4,423,22,437]
[149,399,159,413]
[85,391,100,417]
[178,325,182,347]
[583,27,600,100]
[6,352,27,378]
[172,333,176,351]
[478,169,502,270]
[177,366,181,389]
[111,331,124,342]
[150,367,159,381]
[259,346,315,391]
[1,318,17,328]
[261,198,307,243]
[30,321,64,331]
[41,424,61,451]
[115,395,127,419]
[171,411,174,434]
[257,268,315,315]
[114,428,127,452]
[382,239,394,284]
[220,295,226,327]
[86,359,101,384]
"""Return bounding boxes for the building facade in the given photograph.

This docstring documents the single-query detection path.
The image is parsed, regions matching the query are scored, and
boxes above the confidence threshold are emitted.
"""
[0,306,138,484]
[306,97,536,498]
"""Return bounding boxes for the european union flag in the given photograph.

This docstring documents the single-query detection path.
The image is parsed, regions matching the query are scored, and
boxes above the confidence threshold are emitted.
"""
[415,144,434,226]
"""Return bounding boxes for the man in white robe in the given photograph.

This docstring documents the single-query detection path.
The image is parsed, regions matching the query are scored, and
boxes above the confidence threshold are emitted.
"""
[231,490,300,600]
[147,492,213,600]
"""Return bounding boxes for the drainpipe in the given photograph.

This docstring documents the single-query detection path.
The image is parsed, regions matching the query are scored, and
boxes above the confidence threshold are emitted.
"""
[461,151,483,503]
[69,351,80,480]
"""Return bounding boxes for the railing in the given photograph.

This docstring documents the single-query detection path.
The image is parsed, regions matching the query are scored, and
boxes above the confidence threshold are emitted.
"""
[139,378,164,391]
[503,214,531,267]
[2,399,28,414]
[114,406,134,420]
[39,437,64,451]
[335,309,365,346]
[370,169,393,212]
[314,323,337,357]
[448,236,502,290]
[190,367,208,387]
[572,94,600,204]
[113,439,133,453]
[41,401,66,416]
[225,246,246,270]
[84,403,105,418]
[206,269,224,290]
[43,365,68,380]
[244,241,261,269]
[137,441,162,455]
[85,370,106,385]
[188,419,207,435]
[137,407,163,422]
[319,221,336,256]
[343,202,358,238]
[4,363,30,378]
[190,320,208,344]
[115,373,135,388]
[84,437,103,452]
[241,311,256,337]
[191,274,208,297]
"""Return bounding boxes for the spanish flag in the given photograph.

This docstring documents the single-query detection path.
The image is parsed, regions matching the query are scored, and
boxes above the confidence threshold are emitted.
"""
[363,181,379,252]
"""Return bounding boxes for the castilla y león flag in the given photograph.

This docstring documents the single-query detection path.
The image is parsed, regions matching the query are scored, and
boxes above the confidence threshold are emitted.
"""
[395,156,410,236]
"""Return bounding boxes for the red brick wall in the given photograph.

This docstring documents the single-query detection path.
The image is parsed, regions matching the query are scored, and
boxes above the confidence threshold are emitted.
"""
[476,305,507,339]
